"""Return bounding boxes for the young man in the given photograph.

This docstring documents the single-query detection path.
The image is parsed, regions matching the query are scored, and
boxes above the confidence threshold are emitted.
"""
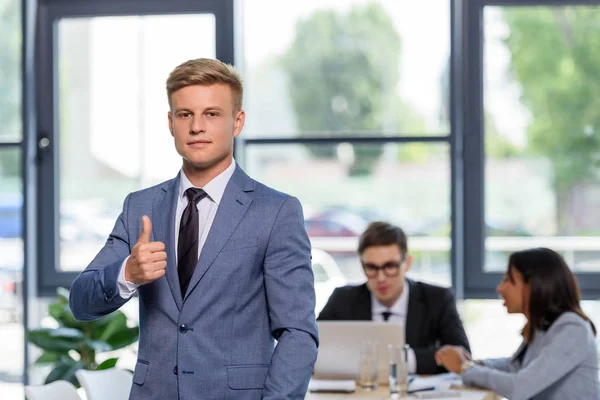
[318,221,470,374]
[69,58,318,400]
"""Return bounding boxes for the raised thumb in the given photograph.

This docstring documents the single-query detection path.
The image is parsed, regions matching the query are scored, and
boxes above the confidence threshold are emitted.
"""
[138,215,152,243]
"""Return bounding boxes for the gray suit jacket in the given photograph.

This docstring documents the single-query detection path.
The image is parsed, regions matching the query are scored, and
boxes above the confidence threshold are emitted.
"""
[69,166,319,400]
[463,312,600,400]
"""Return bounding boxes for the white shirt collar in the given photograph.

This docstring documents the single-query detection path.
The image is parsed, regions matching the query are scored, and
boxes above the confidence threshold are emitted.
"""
[371,279,410,319]
[178,159,236,206]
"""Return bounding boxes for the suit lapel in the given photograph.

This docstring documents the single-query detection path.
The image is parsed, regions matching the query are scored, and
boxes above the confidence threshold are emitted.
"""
[355,284,372,320]
[183,167,254,302]
[405,279,425,346]
[152,176,183,310]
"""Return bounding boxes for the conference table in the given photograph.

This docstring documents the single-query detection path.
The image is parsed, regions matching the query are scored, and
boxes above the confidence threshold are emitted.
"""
[306,386,501,400]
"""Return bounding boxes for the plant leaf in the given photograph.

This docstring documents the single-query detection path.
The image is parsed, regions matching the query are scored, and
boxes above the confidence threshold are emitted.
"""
[61,361,84,387]
[63,362,84,388]
[48,303,65,321]
[84,339,112,352]
[28,329,81,352]
[34,351,65,365]
[45,364,70,384]
[96,357,118,370]
[49,328,85,340]
[105,327,139,350]
[44,357,78,384]
[48,355,84,387]
[86,313,120,338]
[58,305,84,330]
[99,312,127,342]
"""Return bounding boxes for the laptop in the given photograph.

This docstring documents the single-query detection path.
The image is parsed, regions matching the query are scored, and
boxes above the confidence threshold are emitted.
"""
[314,321,405,384]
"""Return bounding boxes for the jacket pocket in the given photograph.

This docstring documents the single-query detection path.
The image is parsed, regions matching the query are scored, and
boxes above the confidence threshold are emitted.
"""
[227,364,269,390]
[132,359,149,386]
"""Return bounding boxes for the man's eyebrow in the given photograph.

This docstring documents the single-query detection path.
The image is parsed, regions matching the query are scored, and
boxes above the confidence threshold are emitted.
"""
[204,106,225,112]
[174,107,193,113]
[363,260,400,266]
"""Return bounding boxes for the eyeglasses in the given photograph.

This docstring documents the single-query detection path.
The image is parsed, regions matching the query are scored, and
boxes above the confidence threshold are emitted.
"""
[361,260,404,278]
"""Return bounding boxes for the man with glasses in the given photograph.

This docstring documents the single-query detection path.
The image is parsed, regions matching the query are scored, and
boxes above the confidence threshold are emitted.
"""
[318,221,470,374]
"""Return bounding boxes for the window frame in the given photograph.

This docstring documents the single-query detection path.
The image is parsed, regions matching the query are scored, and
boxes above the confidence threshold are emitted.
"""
[462,0,600,299]
[26,0,600,299]
[239,0,461,295]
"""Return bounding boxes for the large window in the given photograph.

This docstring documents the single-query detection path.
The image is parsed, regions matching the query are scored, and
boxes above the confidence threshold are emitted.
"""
[57,14,216,272]
[240,0,452,312]
[459,0,600,360]
[36,0,234,293]
[28,0,600,333]
[241,0,450,139]
[484,5,600,275]
[461,0,600,298]
[0,0,23,396]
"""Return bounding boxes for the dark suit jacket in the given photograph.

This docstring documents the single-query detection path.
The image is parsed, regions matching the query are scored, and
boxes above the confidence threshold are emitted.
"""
[317,279,470,374]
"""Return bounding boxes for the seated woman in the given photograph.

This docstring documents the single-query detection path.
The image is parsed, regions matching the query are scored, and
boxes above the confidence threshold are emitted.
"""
[436,247,599,400]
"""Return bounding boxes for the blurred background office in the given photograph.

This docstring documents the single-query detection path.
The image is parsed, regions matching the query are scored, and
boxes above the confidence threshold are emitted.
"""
[2,0,600,397]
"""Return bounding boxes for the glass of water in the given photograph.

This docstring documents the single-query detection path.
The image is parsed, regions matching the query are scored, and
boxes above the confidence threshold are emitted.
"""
[358,340,379,390]
[388,344,409,397]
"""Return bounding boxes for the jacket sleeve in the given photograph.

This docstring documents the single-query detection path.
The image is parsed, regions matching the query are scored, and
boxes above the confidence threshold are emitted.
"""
[261,197,319,399]
[69,194,134,321]
[481,357,516,372]
[413,288,471,374]
[462,319,592,400]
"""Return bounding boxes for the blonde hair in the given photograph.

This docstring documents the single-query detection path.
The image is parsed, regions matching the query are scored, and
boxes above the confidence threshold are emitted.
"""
[166,58,243,112]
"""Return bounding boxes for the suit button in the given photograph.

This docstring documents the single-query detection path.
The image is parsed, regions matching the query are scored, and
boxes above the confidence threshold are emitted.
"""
[179,324,188,334]
[173,365,178,375]
[104,293,110,301]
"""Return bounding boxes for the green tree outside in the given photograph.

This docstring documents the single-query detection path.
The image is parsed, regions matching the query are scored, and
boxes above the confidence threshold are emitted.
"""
[503,7,600,233]
[281,3,424,175]
[438,61,521,160]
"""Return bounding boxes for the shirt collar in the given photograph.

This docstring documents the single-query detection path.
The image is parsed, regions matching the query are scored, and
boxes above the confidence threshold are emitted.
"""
[178,159,236,206]
[371,279,410,318]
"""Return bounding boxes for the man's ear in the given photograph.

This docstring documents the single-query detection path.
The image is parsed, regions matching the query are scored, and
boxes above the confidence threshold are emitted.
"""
[233,110,245,137]
[403,255,413,273]
[168,111,174,137]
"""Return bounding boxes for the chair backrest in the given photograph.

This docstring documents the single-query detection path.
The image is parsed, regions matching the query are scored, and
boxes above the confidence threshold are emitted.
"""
[75,368,133,400]
[25,380,81,400]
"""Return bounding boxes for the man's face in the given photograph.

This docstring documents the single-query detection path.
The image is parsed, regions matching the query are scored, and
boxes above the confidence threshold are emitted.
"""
[168,84,244,173]
[361,244,412,307]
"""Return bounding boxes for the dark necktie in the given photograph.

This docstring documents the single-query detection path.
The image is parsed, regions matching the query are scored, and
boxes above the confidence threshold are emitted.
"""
[178,187,207,297]
[382,311,392,321]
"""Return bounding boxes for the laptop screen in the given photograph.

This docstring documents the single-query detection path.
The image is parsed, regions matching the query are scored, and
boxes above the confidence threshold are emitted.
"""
[314,321,406,384]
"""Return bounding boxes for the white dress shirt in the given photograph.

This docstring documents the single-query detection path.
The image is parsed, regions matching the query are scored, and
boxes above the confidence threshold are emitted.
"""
[371,281,417,373]
[117,160,237,298]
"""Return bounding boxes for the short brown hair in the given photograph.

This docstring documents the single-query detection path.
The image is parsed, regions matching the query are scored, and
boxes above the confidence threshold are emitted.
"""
[358,221,408,256]
[166,58,243,112]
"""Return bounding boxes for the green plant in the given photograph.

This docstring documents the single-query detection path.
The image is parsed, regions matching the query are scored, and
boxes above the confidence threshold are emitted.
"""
[28,287,139,386]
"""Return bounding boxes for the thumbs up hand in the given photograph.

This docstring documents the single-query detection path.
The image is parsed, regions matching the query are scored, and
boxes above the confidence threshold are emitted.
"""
[125,215,167,285]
